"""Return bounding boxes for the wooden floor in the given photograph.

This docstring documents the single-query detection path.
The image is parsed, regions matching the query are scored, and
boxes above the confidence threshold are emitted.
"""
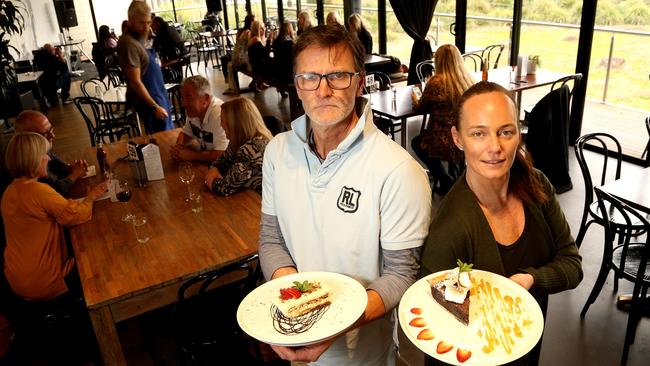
[10,61,650,365]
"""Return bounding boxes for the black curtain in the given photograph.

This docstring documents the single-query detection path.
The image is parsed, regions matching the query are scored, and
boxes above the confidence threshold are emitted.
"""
[389,0,437,85]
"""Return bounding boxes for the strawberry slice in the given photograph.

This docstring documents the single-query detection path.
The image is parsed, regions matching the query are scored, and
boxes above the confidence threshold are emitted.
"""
[279,287,302,300]
[409,317,427,327]
[417,329,434,341]
[410,308,423,315]
[436,341,453,354]
[456,348,472,363]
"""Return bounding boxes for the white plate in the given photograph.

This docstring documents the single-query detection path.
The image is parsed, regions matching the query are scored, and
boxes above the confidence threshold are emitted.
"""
[237,271,367,347]
[399,270,544,365]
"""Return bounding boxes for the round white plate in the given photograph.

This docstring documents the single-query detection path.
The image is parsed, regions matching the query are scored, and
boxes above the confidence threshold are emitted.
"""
[237,271,367,347]
[399,270,544,365]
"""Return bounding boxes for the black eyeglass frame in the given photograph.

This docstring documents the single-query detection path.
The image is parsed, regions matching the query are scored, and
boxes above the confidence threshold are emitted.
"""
[294,71,361,91]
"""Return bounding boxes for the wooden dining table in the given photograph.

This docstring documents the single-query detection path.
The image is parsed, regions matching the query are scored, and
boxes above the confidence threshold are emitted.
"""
[600,167,650,215]
[63,129,261,365]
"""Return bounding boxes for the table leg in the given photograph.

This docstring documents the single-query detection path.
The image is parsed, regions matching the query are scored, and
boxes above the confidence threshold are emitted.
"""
[89,306,127,366]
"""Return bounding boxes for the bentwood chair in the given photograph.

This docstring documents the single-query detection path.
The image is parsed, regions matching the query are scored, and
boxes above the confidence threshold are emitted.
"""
[106,66,127,88]
[173,253,263,365]
[480,44,505,69]
[167,83,185,128]
[189,29,219,69]
[364,71,401,139]
[73,97,137,146]
[462,52,483,72]
[582,188,649,364]
[416,60,435,83]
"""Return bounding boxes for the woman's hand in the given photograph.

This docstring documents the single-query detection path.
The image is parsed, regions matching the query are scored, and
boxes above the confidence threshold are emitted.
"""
[204,167,222,189]
[86,181,109,202]
[509,273,534,290]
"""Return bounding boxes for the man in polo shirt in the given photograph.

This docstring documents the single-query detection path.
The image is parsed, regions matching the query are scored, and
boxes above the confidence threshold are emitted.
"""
[258,25,432,366]
[170,75,228,162]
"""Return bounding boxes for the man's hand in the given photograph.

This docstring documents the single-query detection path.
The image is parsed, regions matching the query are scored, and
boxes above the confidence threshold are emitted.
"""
[67,160,89,181]
[170,144,191,161]
[509,273,534,290]
[204,167,222,189]
[271,337,336,363]
[154,105,169,120]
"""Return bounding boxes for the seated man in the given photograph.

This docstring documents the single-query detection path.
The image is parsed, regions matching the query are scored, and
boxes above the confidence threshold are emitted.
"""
[170,75,228,163]
[33,44,72,105]
[13,111,88,196]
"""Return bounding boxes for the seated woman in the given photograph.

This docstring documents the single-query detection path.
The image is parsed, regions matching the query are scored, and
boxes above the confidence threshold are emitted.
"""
[204,98,272,196]
[421,81,583,365]
[92,25,118,80]
[411,44,475,195]
[2,132,107,302]
[347,13,372,55]
[224,14,254,94]
[272,20,295,83]
[297,11,313,36]
[247,20,273,89]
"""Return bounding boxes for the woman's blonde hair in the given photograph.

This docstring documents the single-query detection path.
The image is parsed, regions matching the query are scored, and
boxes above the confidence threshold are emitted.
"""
[221,98,273,151]
[250,20,264,37]
[326,11,342,26]
[5,132,50,178]
[433,44,476,105]
[298,11,313,30]
[347,13,368,33]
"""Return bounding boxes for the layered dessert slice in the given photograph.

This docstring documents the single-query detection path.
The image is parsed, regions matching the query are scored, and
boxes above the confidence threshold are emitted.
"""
[276,280,332,318]
[428,260,473,326]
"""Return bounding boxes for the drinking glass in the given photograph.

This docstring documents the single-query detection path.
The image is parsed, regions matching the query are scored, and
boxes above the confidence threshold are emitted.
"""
[178,162,195,202]
[189,191,203,213]
[117,179,133,222]
[131,213,150,244]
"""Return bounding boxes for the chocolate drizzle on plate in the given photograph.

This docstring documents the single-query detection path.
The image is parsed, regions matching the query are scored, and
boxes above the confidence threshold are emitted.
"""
[270,303,331,335]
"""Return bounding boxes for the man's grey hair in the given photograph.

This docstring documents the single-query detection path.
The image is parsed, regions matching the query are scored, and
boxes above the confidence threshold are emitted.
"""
[128,0,151,20]
[181,75,213,97]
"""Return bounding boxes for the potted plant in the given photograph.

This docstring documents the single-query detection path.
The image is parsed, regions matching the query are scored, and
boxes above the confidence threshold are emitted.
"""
[0,0,26,120]
[527,55,540,75]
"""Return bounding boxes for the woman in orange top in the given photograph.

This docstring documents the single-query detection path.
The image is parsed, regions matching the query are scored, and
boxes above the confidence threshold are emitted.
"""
[1,132,107,301]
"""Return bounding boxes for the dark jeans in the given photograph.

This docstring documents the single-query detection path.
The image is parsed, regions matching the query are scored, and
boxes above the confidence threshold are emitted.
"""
[43,70,71,103]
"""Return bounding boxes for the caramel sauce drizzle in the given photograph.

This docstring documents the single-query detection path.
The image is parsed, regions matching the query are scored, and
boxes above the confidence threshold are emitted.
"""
[472,277,533,355]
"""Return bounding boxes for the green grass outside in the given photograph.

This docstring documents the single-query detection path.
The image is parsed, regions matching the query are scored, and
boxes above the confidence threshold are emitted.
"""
[386,22,649,111]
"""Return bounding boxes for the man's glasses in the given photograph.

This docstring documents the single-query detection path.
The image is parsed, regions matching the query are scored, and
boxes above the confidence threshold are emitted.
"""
[294,72,360,91]
[41,126,55,137]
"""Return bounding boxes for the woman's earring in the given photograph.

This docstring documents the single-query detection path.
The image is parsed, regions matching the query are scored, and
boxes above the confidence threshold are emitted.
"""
[457,146,464,151]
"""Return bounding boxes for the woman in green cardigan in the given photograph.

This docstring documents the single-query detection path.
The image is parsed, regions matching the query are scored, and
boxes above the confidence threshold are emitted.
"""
[420,81,583,365]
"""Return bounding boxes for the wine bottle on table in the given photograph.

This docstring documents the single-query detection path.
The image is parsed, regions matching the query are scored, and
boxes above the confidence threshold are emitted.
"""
[96,141,108,175]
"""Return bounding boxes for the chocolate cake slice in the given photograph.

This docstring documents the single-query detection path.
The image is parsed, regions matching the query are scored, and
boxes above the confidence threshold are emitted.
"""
[428,277,470,326]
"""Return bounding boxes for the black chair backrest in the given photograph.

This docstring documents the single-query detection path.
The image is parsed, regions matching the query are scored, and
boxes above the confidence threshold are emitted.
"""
[462,53,482,72]
[73,96,131,146]
[574,133,623,212]
[167,84,185,128]
[178,253,259,303]
[481,44,504,69]
[73,97,103,146]
[106,67,126,88]
[367,71,391,91]
[81,78,108,98]
[551,73,582,105]
[14,60,33,73]
[594,187,650,281]
[416,60,435,82]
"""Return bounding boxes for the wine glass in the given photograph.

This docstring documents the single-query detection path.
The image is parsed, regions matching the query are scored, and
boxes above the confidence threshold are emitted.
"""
[117,180,133,222]
[178,162,195,202]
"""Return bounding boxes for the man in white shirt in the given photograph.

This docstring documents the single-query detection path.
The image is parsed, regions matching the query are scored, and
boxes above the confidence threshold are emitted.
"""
[171,75,229,162]
[259,25,432,366]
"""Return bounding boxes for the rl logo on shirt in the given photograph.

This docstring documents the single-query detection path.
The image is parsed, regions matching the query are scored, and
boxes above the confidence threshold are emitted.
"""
[337,186,361,213]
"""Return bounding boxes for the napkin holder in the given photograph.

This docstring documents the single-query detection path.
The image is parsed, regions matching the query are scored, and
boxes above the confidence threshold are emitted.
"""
[127,142,165,183]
